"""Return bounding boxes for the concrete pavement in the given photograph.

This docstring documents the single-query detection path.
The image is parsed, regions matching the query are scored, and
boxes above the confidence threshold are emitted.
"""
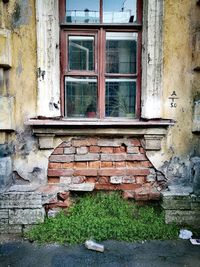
[0,238,200,267]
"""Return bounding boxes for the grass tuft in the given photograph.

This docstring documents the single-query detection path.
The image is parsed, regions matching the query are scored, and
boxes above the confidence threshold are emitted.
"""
[25,192,180,244]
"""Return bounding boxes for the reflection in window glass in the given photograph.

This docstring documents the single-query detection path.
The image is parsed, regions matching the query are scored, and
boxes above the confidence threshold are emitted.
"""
[106,32,137,74]
[66,0,100,23]
[105,79,136,117]
[68,36,94,71]
[65,77,97,118]
[103,0,137,23]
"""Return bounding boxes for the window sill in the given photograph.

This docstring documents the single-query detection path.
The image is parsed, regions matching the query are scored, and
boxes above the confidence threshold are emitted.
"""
[26,118,174,127]
[26,118,174,150]
[26,117,174,138]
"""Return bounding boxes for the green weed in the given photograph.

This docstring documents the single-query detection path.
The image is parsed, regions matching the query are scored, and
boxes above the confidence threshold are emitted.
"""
[25,192,180,244]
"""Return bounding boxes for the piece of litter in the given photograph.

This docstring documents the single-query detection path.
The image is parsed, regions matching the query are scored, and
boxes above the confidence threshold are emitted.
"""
[190,239,200,245]
[179,229,193,239]
[85,240,104,252]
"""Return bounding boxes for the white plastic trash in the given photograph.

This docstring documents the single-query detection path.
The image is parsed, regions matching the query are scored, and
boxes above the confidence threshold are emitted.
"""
[179,229,193,239]
[85,240,104,252]
[190,239,200,245]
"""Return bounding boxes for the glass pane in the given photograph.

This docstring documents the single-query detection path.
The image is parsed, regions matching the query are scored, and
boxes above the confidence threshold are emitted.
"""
[103,0,137,23]
[105,79,136,118]
[68,36,94,71]
[106,32,137,74]
[65,77,97,118]
[66,0,100,23]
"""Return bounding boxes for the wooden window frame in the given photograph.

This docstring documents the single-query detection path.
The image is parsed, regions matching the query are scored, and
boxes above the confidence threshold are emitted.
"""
[60,0,142,120]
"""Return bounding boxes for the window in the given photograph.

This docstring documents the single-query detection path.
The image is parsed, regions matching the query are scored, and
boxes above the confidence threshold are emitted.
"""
[60,0,142,119]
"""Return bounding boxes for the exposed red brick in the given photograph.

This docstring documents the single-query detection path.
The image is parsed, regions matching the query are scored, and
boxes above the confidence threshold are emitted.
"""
[101,154,126,161]
[52,148,64,155]
[95,183,140,191]
[98,139,121,147]
[127,147,140,154]
[60,176,71,184]
[126,154,147,161]
[123,176,136,183]
[75,162,88,168]
[101,161,113,168]
[141,161,153,168]
[48,177,60,184]
[71,176,86,184]
[126,168,150,176]
[72,138,97,147]
[74,169,98,176]
[64,147,76,154]
[134,187,149,201]
[75,154,99,161]
[59,141,71,148]
[57,192,70,200]
[100,147,114,153]
[113,146,126,153]
[114,161,126,168]
[131,139,141,146]
[126,161,141,168]
[144,183,152,188]
[135,176,146,184]
[48,169,74,177]
[89,161,101,168]
[76,147,88,155]
[140,147,145,154]
[56,199,72,208]
[86,177,97,183]
[99,168,126,176]
[95,184,118,190]
[122,191,135,199]
[37,185,62,194]
[48,162,61,169]
[118,184,140,190]
[126,161,152,168]
[62,162,74,169]
[98,176,109,184]
[89,146,101,153]
[49,155,74,163]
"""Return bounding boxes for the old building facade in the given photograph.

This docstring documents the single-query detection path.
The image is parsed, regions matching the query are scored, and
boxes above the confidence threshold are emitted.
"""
[0,0,200,233]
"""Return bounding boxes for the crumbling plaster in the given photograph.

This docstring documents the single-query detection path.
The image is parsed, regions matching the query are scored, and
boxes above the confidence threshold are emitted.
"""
[0,0,199,191]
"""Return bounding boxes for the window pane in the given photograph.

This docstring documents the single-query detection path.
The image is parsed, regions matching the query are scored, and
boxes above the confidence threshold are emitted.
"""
[66,0,100,23]
[65,77,97,118]
[106,32,137,74]
[68,36,94,71]
[103,0,137,23]
[105,79,136,118]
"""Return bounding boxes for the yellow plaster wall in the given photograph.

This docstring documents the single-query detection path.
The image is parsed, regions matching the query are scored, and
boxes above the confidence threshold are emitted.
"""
[4,0,37,127]
[162,0,198,156]
[2,0,200,161]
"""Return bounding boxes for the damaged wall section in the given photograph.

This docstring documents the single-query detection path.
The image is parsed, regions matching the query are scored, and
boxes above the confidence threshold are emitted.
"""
[47,137,165,201]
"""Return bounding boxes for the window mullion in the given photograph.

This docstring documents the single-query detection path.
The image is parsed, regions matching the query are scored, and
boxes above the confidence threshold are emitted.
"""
[99,28,105,119]
[100,0,103,24]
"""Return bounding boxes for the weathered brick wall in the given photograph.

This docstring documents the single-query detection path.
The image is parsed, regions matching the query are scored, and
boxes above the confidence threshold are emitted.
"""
[48,137,163,200]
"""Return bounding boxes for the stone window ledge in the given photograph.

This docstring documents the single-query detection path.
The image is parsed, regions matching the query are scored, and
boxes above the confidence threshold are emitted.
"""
[26,118,174,151]
[26,118,174,127]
